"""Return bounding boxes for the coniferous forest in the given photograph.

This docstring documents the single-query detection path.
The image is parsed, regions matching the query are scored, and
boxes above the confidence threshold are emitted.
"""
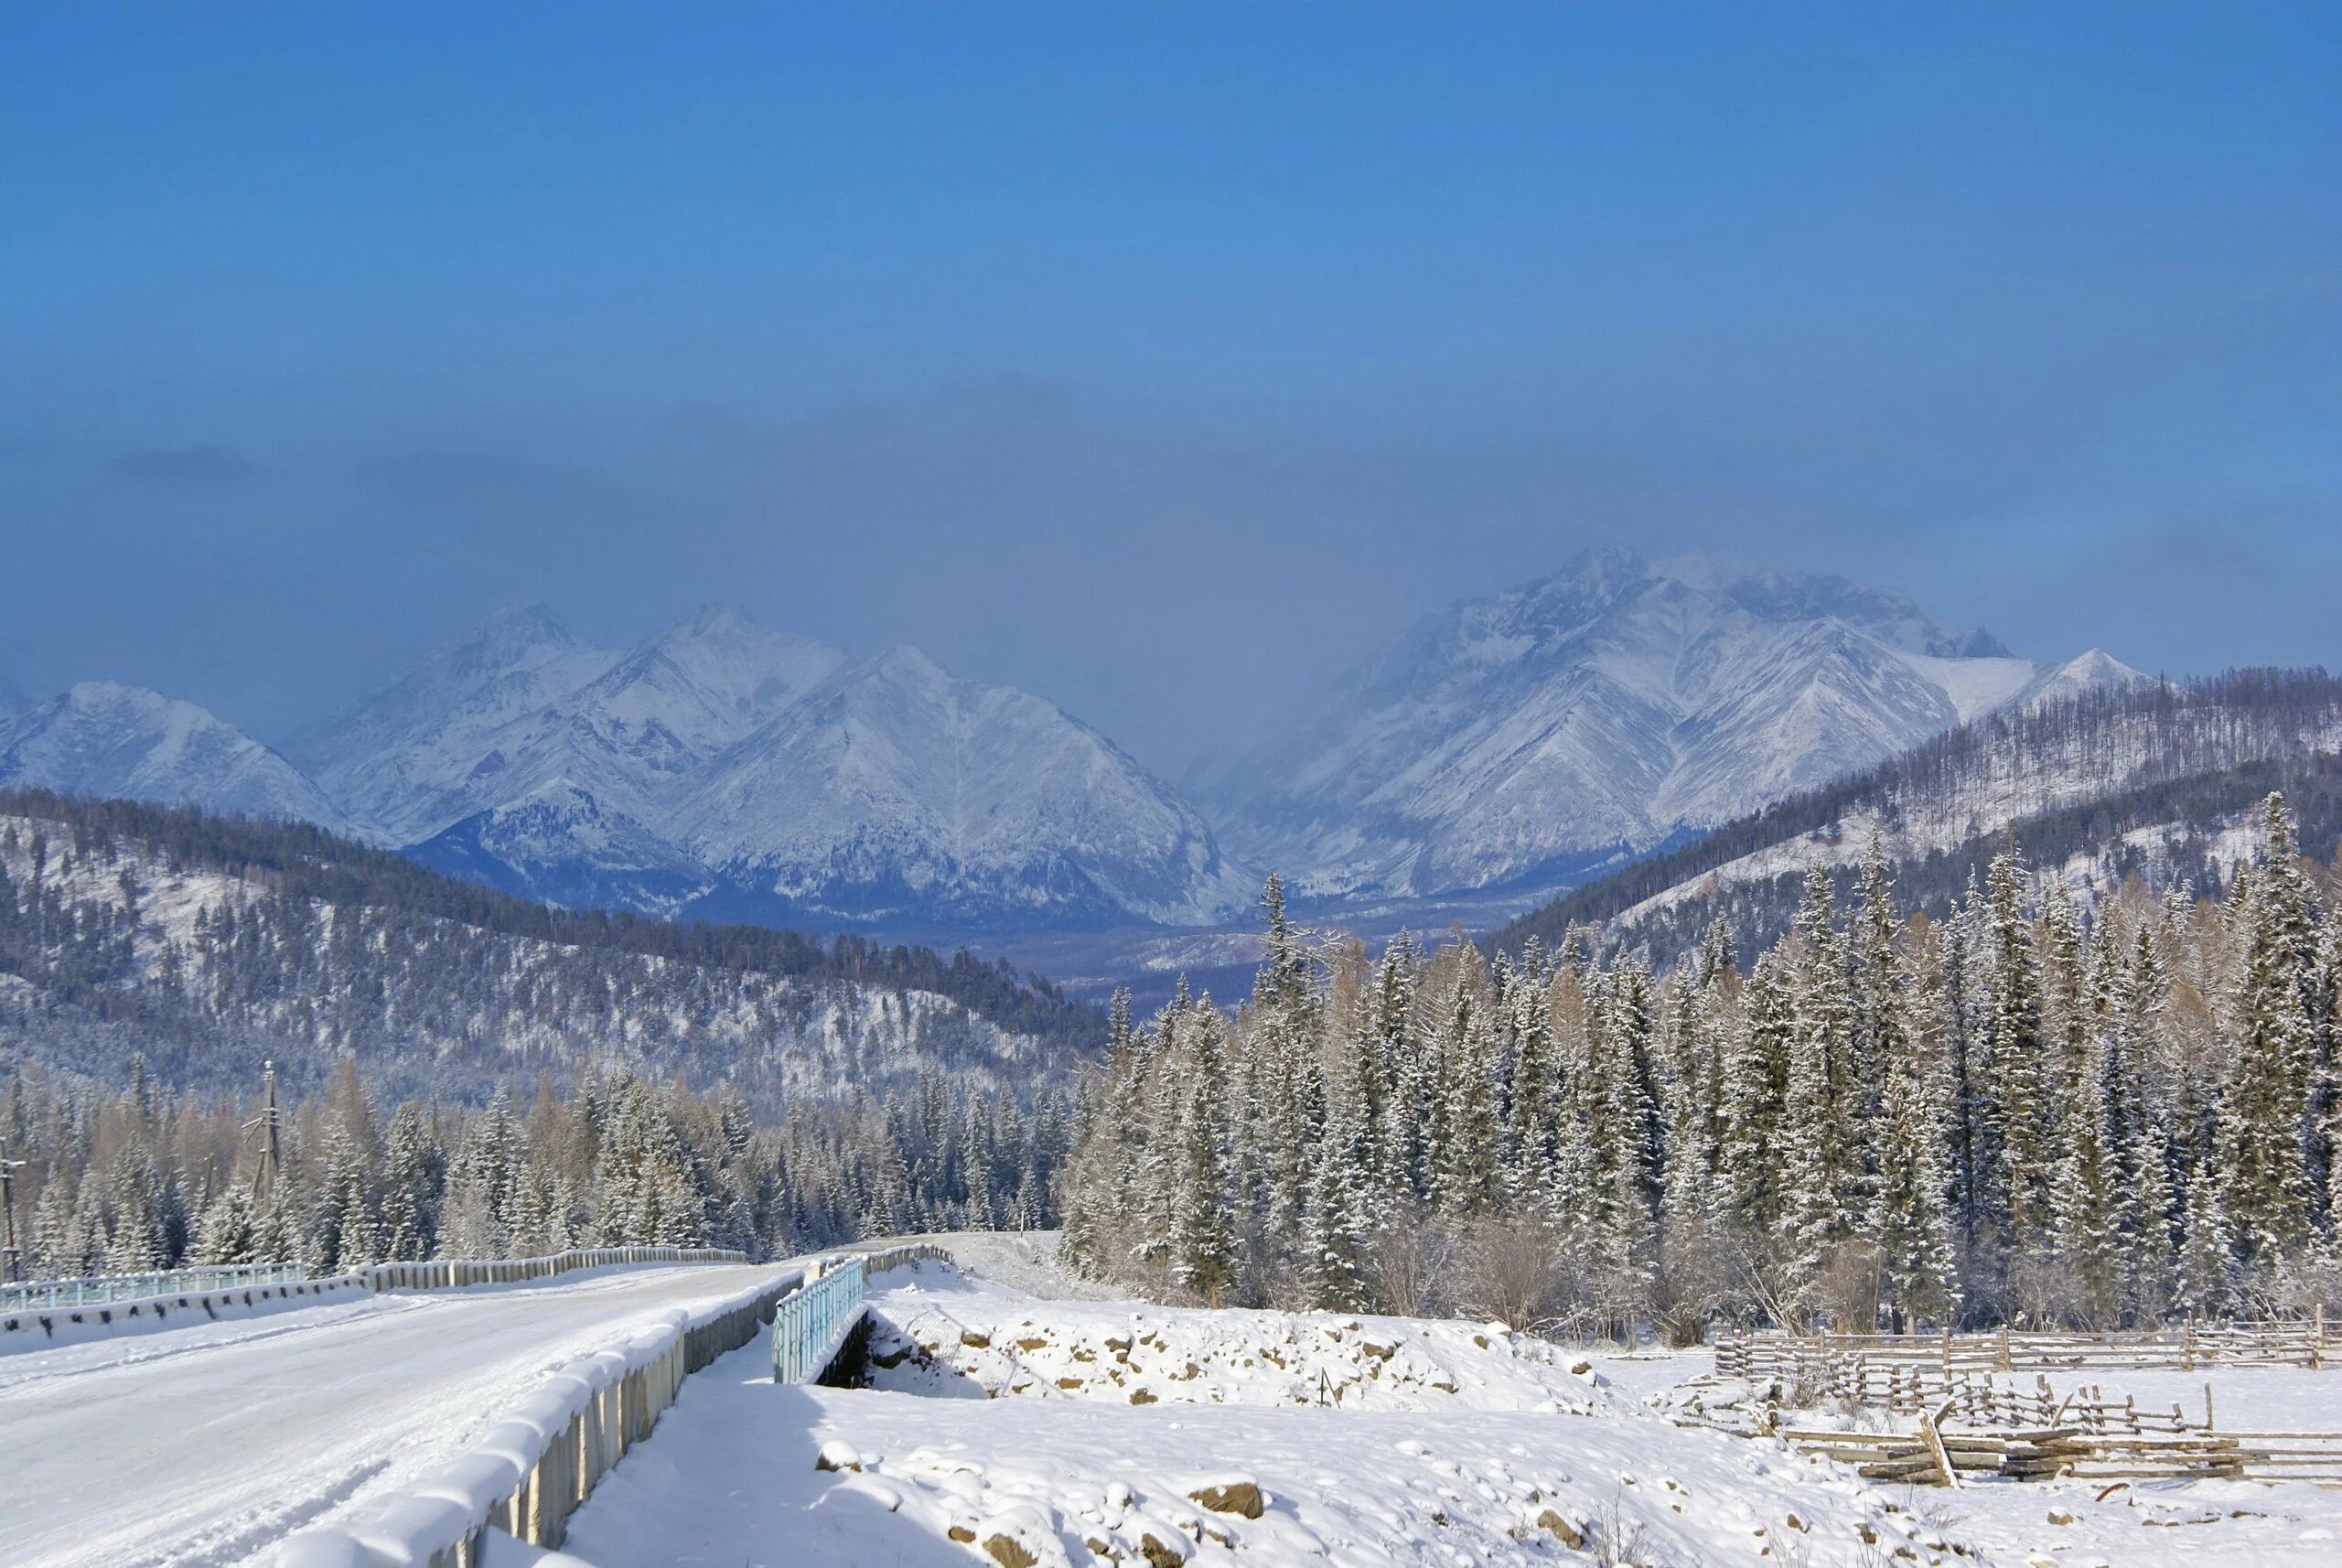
[2,1057,1067,1277]
[8,788,2341,1347]
[1059,796,2342,1338]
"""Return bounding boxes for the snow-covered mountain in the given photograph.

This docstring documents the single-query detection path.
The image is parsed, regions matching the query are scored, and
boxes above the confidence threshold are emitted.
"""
[1496,664,2342,972]
[3,558,2152,936]
[300,604,1248,930]
[674,646,1250,928]
[1209,550,2144,902]
[289,602,624,842]
[0,682,356,832]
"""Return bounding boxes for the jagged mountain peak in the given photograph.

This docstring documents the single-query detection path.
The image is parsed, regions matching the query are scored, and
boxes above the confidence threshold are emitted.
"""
[419,601,600,682]
[857,643,956,687]
[0,681,355,832]
[677,597,758,635]
[1216,550,2121,904]
[2013,648,2157,710]
[674,647,1252,929]
[292,605,621,843]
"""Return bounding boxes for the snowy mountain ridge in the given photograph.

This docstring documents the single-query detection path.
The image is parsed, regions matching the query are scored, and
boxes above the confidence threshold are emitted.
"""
[1210,548,2144,903]
[1495,664,2342,968]
[0,556,2146,934]
[2,603,1251,931]
[0,682,359,836]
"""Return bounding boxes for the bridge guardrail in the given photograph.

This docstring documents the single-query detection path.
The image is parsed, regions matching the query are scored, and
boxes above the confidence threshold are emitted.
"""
[361,1245,747,1293]
[772,1242,951,1384]
[1,1260,306,1312]
[274,1263,803,1568]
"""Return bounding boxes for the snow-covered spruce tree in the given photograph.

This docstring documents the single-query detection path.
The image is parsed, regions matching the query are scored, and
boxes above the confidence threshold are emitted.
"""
[1980,851,2053,1306]
[193,1183,261,1265]
[2100,914,2179,1319]
[1367,932,1425,1201]
[2214,797,2322,1286]
[1651,941,1734,1341]
[309,1067,381,1273]
[1428,951,1499,1215]
[102,1140,168,1274]
[1300,1061,1377,1311]
[1713,951,1791,1306]
[438,1090,521,1259]
[1584,962,1660,1335]
[1866,916,1961,1330]
[376,1103,443,1262]
[1166,1004,1241,1307]
[1497,947,1561,1213]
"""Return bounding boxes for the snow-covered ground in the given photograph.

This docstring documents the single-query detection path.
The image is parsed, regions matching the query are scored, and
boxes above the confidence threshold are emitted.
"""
[861,1264,1614,1414]
[555,1263,1946,1567]
[549,1258,2342,1568]
[21,1230,2335,1568]
[0,1260,794,1568]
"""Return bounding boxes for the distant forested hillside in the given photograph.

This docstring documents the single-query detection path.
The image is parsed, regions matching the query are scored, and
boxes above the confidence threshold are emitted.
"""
[0,788,1100,1112]
[1496,668,2342,969]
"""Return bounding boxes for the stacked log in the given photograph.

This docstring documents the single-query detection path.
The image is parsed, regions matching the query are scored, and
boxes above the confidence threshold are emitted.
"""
[1998,1432,2245,1481]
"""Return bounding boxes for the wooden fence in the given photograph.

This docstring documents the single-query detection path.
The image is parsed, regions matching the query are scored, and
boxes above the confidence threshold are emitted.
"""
[1716,1311,2327,1380]
[1695,1313,2342,1487]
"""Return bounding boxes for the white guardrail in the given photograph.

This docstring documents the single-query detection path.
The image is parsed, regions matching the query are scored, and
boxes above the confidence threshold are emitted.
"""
[359,1246,747,1293]
[271,1240,953,1567]
[2,1247,751,1352]
[2,1260,307,1312]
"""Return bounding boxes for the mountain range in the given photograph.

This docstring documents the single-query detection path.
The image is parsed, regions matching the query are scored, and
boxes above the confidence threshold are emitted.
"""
[1206,550,2147,901]
[0,552,2145,934]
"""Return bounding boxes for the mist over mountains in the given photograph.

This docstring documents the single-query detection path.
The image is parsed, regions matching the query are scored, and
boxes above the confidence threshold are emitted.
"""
[0,551,2143,938]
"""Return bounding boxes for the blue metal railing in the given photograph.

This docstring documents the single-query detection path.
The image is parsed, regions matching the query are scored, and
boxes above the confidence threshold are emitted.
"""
[1,1260,306,1313]
[772,1257,868,1383]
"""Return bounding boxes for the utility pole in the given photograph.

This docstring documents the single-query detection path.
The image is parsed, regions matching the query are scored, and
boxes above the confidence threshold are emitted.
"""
[244,1061,282,1200]
[0,1136,25,1283]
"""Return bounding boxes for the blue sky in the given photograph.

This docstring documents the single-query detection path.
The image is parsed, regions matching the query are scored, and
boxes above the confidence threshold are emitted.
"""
[2,5,2337,770]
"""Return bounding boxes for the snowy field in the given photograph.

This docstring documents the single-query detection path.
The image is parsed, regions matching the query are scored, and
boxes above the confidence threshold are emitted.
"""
[545,1253,2341,1568]
[11,1236,2336,1567]
[0,1260,794,1568]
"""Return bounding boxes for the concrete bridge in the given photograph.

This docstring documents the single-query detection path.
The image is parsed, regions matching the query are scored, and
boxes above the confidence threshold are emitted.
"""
[0,1243,938,1568]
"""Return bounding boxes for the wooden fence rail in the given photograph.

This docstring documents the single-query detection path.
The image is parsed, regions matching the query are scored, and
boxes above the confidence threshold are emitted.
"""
[1717,1310,2327,1380]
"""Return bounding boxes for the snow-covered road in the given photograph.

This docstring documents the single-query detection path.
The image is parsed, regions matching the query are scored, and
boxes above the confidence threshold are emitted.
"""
[0,1261,797,1568]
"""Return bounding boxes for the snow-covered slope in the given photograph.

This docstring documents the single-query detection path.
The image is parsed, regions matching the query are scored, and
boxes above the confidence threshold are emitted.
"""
[1212,550,2138,901]
[1497,666,2342,969]
[0,682,356,832]
[678,648,1252,928]
[285,604,1248,930]
[289,602,622,843]
[0,796,1086,1108]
